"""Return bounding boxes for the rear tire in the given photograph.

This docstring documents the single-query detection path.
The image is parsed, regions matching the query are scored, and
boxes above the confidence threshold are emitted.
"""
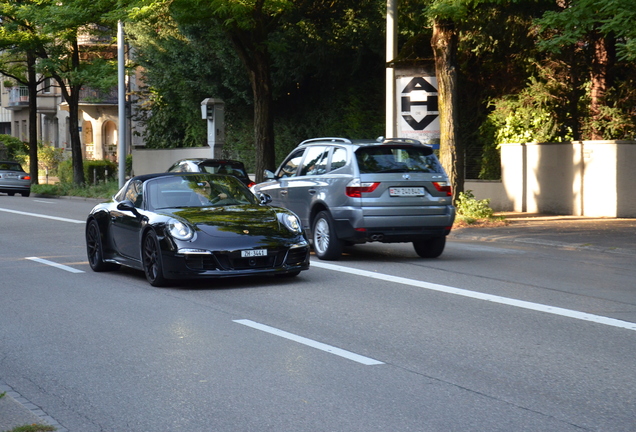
[312,211,343,260]
[143,231,168,287]
[21,191,30,197]
[413,236,446,258]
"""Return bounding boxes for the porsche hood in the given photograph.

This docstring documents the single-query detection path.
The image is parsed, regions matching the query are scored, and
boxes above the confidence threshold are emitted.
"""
[167,205,295,238]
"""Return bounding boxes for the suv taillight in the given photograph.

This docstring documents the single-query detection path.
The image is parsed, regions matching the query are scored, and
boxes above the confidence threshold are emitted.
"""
[346,180,380,198]
[432,181,452,196]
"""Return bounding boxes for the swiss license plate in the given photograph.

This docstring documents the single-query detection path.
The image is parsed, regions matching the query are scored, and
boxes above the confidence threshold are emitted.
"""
[389,187,425,197]
[241,249,267,257]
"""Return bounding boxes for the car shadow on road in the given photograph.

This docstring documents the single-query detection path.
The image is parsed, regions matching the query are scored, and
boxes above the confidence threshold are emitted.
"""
[113,266,305,290]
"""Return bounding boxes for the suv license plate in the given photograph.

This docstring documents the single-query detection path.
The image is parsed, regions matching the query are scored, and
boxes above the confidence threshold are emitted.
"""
[389,187,425,197]
[241,249,267,257]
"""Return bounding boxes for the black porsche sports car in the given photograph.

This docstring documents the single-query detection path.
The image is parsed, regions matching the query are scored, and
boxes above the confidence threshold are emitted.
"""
[85,172,310,286]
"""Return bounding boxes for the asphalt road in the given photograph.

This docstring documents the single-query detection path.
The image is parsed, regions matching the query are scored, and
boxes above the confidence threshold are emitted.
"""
[1,195,635,432]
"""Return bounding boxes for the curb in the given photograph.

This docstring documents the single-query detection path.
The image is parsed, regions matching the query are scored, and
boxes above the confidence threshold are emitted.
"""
[0,382,67,432]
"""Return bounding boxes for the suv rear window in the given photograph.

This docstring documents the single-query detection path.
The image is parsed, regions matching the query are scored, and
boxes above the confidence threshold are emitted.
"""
[355,146,443,174]
[0,162,23,171]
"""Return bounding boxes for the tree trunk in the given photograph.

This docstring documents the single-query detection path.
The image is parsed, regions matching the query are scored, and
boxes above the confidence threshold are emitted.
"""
[589,30,614,140]
[228,14,276,183]
[27,52,39,184]
[431,19,463,203]
[68,38,85,184]
[250,54,275,183]
[68,85,84,184]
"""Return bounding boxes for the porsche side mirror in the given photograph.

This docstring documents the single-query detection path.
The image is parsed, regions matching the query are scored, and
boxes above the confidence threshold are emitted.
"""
[257,192,272,205]
[117,200,145,220]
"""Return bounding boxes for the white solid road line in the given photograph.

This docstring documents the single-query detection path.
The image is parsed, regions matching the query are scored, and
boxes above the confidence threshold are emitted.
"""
[7,204,633,332]
[311,261,636,332]
[234,319,384,366]
[0,207,84,224]
[26,257,85,274]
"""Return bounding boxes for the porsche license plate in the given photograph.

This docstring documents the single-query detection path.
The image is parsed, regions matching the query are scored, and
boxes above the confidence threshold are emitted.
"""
[389,187,425,197]
[241,249,267,257]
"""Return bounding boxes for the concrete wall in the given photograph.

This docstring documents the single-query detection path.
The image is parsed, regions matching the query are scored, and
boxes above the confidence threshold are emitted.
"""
[468,140,636,217]
[463,180,510,212]
[131,142,636,217]
[132,147,214,176]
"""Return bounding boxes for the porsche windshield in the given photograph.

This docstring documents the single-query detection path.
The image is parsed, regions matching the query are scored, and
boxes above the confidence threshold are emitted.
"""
[148,175,258,209]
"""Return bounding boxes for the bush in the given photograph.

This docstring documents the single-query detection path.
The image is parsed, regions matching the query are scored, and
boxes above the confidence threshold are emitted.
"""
[455,190,496,224]
[31,180,120,199]
[85,159,118,184]
[57,159,73,183]
[0,134,28,160]
[57,159,118,184]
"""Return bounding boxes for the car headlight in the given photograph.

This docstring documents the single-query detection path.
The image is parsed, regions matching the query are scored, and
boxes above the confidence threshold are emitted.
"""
[278,213,302,234]
[167,219,195,241]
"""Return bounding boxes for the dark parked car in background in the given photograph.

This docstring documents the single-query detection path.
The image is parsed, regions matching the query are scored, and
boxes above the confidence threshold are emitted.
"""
[0,161,31,197]
[167,158,255,188]
[252,137,455,260]
[85,172,309,286]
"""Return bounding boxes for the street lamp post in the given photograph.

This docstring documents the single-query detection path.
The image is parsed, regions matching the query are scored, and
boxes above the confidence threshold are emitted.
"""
[118,21,127,188]
[386,0,397,138]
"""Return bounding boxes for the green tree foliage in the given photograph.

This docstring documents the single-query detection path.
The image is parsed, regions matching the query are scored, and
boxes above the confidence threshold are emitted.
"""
[36,142,65,175]
[0,0,127,185]
[0,0,52,182]
[0,134,27,160]
[535,0,636,140]
[127,0,385,174]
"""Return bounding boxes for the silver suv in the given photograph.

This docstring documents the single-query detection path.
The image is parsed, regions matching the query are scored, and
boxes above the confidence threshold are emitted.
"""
[253,137,455,260]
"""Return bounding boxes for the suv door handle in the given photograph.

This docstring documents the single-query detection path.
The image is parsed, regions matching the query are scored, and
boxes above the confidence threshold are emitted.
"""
[280,190,288,196]
[308,189,316,195]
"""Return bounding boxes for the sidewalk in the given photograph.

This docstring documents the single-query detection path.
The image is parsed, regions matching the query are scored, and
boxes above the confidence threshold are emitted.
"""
[0,382,66,432]
[450,212,636,255]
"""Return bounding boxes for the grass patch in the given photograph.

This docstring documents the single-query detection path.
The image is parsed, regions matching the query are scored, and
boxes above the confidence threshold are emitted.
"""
[7,425,56,432]
[31,180,120,199]
[454,190,508,228]
[0,394,56,432]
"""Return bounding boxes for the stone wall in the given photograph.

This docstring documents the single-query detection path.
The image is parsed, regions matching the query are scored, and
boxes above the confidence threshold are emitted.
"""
[468,140,636,217]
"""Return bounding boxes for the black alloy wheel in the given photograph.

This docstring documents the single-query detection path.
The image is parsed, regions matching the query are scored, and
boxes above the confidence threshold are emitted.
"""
[86,219,119,271]
[143,231,167,287]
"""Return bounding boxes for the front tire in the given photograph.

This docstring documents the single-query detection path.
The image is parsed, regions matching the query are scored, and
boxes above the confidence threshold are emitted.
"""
[312,211,343,260]
[143,231,168,287]
[413,236,446,258]
[86,219,119,272]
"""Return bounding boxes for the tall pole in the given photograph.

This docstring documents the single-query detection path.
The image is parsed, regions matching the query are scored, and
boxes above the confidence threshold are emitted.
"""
[118,21,127,188]
[385,0,397,138]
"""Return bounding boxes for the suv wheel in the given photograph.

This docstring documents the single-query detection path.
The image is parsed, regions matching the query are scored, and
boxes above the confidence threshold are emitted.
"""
[312,211,343,260]
[413,236,446,258]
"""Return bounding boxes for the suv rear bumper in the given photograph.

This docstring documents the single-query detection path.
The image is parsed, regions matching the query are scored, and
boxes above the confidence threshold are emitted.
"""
[331,207,455,243]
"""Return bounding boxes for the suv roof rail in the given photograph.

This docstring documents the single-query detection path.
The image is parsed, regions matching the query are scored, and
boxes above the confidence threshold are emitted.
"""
[299,137,352,146]
[381,137,423,145]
